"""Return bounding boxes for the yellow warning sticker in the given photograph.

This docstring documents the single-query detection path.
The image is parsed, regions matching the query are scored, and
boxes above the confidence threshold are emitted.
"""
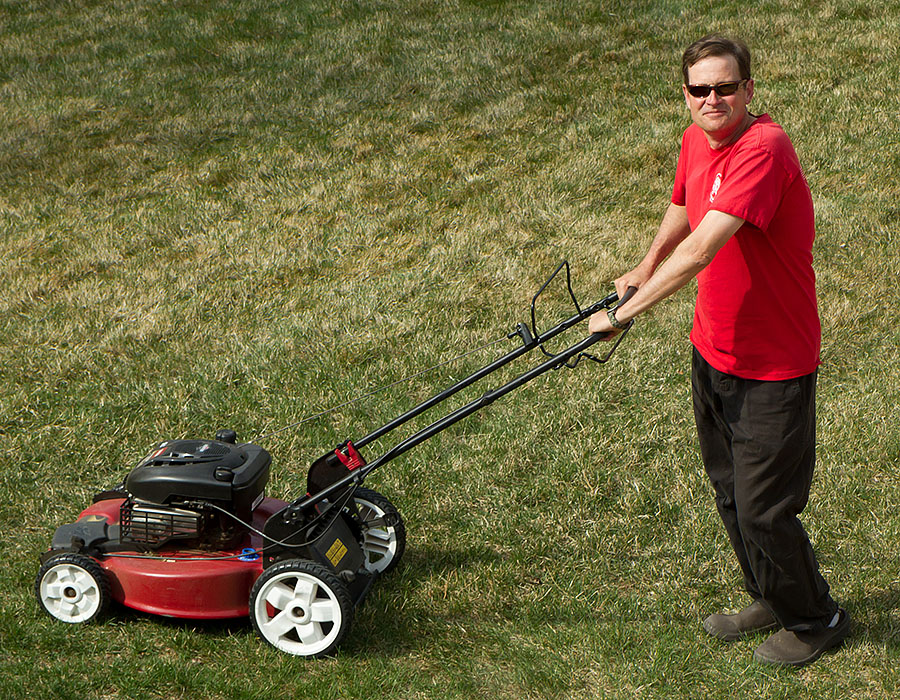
[325,538,348,568]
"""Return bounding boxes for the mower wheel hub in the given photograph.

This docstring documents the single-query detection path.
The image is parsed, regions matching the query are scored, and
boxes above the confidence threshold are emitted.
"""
[288,600,312,625]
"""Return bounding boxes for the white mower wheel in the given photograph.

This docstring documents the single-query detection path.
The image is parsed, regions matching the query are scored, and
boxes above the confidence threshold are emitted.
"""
[35,553,109,624]
[249,559,353,657]
[353,487,406,575]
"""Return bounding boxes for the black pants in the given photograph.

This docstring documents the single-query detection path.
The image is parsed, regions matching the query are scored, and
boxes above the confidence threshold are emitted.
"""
[691,348,838,633]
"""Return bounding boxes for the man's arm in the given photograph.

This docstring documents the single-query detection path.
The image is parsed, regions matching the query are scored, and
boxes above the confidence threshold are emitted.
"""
[589,208,745,334]
[614,203,692,295]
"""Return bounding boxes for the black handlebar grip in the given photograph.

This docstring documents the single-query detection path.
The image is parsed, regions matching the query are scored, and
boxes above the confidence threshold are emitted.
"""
[618,286,638,306]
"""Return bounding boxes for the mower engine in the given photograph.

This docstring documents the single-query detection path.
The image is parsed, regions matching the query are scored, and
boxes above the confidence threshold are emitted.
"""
[47,435,271,554]
[118,437,271,549]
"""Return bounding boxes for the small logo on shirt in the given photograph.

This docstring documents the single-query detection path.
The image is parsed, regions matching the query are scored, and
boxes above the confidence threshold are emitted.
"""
[709,172,722,203]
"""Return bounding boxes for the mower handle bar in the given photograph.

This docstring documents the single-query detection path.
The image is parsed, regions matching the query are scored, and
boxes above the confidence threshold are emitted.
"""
[353,305,634,478]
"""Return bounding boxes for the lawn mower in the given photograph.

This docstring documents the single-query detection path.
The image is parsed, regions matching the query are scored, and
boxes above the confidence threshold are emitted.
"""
[35,262,634,657]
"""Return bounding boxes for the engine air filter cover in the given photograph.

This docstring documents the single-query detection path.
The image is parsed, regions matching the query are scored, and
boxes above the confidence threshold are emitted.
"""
[125,439,270,518]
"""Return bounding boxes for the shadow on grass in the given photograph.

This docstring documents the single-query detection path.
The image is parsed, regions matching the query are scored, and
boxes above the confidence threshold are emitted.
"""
[104,604,251,637]
[844,586,900,651]
[345,542,522,658]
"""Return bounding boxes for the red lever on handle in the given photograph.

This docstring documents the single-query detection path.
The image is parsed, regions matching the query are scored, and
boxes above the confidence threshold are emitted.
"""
[334,442,365,470]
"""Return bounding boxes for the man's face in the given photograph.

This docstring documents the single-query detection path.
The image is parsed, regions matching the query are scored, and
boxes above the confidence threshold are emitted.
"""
[683,54,754,144]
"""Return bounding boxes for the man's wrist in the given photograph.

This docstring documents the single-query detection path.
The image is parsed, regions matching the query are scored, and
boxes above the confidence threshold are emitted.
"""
[607,308,629,330]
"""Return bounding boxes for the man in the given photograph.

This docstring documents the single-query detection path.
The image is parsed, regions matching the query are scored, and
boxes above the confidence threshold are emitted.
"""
[589,34,849,666]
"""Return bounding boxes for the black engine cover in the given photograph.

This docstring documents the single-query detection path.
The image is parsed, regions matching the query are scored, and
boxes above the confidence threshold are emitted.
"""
[125,439,270,519]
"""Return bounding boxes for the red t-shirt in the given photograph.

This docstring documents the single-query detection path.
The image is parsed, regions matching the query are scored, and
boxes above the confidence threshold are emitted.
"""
[672,114,820,380]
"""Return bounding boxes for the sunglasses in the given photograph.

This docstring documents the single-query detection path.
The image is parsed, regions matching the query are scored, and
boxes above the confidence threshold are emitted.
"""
[685,80,746,98]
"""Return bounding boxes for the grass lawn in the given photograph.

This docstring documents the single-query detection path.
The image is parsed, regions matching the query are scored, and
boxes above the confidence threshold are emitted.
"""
[1,0,899,698]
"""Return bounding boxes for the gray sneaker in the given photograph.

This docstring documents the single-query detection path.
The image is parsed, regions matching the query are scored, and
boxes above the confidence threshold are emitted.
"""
[753,608,850,667]
[703,599,779,642]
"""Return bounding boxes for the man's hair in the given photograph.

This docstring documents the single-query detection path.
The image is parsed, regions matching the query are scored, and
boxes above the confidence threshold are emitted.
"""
[682,34,751,84]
